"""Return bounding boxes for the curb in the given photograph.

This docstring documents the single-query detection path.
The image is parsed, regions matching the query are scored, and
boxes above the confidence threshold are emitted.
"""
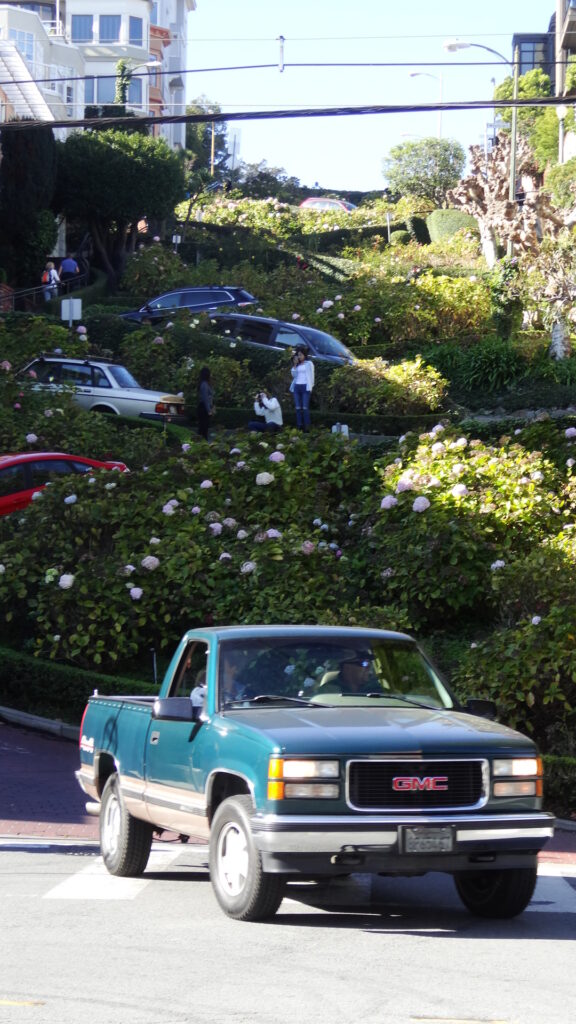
[0,704,79,743]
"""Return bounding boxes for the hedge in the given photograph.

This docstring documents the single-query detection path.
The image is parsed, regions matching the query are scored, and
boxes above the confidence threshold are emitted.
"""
[0,646,158,724]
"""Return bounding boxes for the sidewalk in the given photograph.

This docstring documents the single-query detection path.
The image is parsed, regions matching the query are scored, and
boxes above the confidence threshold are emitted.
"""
[1,710,575,861]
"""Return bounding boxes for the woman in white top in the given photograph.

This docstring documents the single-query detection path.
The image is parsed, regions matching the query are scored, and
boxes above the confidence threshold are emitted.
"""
[290,346,315,431]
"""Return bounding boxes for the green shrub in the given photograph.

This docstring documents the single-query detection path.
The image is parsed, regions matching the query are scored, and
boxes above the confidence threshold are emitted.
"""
[543,755,576,817]
[426,209,478,242]
[0,646,158,723]
[389,230,411,246]
[406,215,430,245]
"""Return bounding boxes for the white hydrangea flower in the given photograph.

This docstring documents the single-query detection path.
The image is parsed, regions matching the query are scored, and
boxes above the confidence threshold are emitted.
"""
[412,496,430,513]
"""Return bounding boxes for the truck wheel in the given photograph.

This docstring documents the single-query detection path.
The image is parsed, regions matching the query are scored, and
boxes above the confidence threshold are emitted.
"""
[209,796,285,921]
[454,867,537,918]
[100,774,153,877]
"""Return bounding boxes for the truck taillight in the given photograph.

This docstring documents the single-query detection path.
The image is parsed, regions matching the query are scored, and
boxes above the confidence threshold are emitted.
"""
[78,705,89,747]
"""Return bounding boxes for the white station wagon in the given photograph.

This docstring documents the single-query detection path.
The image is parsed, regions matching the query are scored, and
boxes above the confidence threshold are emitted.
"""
[21,356,187,424]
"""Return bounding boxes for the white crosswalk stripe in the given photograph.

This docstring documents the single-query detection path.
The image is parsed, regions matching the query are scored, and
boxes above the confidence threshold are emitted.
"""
[43,848,182,900]
[528,863,576,913]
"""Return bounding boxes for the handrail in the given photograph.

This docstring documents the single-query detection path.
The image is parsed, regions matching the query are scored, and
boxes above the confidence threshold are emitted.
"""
[0,270,90,313]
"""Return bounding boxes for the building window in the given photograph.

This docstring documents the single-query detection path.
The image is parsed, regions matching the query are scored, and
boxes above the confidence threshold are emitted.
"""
[128,78,143,105]
[129,16,143,46]
[97,77,115,104]
[9,29,35,63]
[519,41,547,75]
[71,15,93,43]
[150,2,159,26]
[85,77,94,103]
[99,15,121,44]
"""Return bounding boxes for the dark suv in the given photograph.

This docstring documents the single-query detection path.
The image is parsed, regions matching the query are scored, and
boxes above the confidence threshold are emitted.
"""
[119,286,257,325]
[208,313,356,365]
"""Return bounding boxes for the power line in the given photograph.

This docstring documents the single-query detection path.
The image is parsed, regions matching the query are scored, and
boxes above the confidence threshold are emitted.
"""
[0,95,566,134]
[1,56,568,93]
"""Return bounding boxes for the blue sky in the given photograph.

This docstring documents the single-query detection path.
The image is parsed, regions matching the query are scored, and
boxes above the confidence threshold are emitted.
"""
[185,0,553,191]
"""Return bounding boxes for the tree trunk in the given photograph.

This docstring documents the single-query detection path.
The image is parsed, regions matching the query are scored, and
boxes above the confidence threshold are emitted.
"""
[479,225,498,268]
[549,318,571,360]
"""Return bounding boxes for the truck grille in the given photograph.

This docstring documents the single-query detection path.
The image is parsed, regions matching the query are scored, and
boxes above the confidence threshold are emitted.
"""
[347,759,486,810]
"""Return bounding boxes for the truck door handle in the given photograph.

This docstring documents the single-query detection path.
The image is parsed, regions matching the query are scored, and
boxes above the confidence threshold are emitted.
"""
[150,732,160,745]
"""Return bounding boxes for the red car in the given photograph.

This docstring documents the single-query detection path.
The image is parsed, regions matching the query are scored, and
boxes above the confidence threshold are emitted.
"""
[0,452,128,516]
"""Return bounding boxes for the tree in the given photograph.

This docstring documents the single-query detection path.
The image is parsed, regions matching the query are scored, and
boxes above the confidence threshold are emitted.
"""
[185,96,230,179]
[492,67,568,171]
[447,133,562,267]
[382,138,466,206]
[0,120,58,286]
[54,130,186,285]
[234,160,303,203]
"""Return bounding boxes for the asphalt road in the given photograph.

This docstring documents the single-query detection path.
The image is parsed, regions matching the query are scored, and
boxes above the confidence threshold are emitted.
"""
[2,718,576,1024]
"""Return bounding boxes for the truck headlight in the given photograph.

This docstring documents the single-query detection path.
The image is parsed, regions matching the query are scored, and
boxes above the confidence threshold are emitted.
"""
[268,758,340,799]
[492,757,542,797]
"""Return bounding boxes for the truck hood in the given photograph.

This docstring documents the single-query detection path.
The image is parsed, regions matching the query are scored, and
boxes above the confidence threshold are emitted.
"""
[222,705,536,757]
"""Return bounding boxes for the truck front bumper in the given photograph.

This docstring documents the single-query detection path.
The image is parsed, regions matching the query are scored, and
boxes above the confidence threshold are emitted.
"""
[250,811,555,875]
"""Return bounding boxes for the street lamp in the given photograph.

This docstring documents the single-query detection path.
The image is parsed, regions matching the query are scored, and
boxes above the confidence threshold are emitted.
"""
[114,59,161,106]
[443,38,519,256]
[409,71,443,138]
[556,103,568,164]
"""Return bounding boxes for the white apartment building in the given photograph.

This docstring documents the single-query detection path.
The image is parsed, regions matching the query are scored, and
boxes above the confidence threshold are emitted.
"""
[0,0,195,148]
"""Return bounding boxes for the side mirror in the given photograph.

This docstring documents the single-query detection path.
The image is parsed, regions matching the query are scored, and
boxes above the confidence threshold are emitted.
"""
[463,698,497,720]
[152,697,195,722]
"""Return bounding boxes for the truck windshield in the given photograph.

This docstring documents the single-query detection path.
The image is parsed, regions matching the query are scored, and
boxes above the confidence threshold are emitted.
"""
[218,638,454,710]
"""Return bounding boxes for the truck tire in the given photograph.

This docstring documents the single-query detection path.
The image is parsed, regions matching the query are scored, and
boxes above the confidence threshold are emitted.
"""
[100,774,153,877]
[209,795,285,921]
[454,866,537,918]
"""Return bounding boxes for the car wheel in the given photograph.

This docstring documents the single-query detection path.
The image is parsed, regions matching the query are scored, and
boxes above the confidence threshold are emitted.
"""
[454,866,537,918]
[91,405,118,415]
[100,774,153,877]
[209,795,285,921]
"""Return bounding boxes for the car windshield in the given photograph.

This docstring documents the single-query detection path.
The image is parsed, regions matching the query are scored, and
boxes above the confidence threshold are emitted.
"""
[107,366,140,389]
[218,637,454,710]
[298,327,354,360]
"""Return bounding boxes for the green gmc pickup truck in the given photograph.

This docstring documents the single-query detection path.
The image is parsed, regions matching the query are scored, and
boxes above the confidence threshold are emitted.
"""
[76,625,554,921]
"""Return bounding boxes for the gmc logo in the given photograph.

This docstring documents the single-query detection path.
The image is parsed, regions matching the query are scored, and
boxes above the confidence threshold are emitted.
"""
[392,776,449,791]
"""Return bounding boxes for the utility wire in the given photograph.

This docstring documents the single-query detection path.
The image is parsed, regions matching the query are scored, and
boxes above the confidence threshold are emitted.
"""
[1,57,570,93]
[0,95,566,134]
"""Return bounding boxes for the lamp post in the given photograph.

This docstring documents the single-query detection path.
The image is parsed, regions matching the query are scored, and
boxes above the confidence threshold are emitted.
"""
[409,71,443,138]
[114,59,161,106]
[556,103,568,164]
[443,39,520,257]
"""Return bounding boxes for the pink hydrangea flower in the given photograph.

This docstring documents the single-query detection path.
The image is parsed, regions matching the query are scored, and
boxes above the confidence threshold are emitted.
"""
[301,540,315,555]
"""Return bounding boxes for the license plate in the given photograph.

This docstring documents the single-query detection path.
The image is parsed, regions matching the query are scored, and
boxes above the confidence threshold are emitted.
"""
[403,826,454,853]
